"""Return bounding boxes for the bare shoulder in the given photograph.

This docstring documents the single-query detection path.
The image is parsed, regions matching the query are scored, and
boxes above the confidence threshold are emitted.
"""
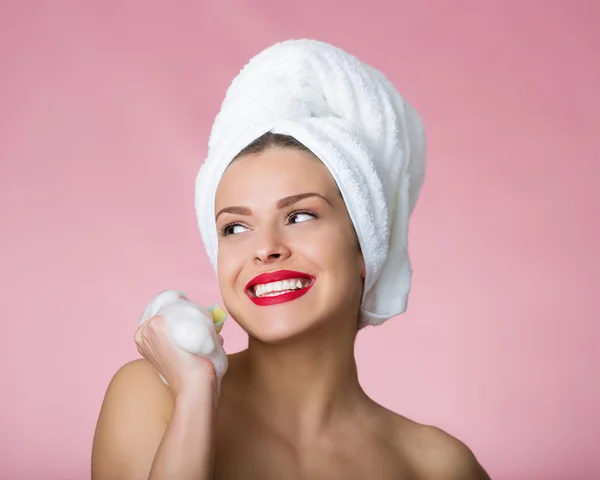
[388,413,490,480]
[97,358,174,420]
[92,359,174,479]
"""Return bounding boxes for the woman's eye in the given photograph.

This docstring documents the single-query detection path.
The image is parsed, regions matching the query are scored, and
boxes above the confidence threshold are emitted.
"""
[288,211,317,224]
[222,223,248,236]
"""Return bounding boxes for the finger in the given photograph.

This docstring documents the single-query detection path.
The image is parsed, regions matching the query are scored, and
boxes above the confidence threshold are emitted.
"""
[146,315,167,340]
[134,323,144,346]
[218,334,224,346]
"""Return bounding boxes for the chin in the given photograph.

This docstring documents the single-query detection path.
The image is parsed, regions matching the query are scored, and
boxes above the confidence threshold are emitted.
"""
[229,300,331,344]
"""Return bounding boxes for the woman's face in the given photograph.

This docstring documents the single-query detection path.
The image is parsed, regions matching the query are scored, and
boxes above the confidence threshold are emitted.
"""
[215,147,365,342]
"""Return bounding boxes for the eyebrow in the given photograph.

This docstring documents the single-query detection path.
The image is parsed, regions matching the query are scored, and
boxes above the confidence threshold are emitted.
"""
[215,192,331,221]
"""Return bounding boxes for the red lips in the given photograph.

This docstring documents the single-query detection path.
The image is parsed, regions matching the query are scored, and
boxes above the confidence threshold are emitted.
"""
[245,269,315,307]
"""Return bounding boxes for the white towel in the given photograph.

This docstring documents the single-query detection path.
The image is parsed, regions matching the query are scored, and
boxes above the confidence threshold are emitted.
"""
[195,39,426,327]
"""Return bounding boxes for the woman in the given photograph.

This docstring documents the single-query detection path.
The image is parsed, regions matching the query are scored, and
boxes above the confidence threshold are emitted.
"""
[92,40,490,479]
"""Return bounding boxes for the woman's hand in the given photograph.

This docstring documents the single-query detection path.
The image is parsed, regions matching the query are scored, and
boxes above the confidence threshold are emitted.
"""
[134,312,224,400]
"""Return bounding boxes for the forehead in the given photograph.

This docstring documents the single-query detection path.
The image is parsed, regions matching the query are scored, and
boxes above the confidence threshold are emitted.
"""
[215,148,338,207]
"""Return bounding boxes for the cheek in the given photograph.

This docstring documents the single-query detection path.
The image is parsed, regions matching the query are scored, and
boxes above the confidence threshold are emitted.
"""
[295,225,358,272]
[216,241,246,292]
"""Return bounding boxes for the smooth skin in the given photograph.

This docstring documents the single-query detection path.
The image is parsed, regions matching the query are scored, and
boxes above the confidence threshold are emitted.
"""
[92,147,490,479]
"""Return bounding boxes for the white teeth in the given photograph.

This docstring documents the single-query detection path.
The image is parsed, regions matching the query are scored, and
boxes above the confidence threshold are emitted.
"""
[252,278,311,298]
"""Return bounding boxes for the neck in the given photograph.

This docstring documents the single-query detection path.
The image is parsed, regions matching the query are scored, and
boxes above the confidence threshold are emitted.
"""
[232,315,369,443]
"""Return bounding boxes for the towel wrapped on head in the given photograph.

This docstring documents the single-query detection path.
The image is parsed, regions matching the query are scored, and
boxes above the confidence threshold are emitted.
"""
[196,39,426,327]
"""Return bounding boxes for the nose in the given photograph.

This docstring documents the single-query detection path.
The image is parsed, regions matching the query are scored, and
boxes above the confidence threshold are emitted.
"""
[253,224,291,265]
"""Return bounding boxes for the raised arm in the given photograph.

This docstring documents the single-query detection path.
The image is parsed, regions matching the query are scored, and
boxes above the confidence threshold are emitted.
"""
[92,315,220,480]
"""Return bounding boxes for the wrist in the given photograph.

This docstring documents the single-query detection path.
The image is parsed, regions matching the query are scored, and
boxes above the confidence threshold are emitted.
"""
[173,388,218,431]
[175,378,217,408]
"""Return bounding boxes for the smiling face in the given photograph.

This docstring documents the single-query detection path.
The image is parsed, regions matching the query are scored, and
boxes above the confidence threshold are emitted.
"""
[214,147,365,343]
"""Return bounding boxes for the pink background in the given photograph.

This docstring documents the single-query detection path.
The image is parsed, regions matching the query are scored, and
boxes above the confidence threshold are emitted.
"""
[1,1,598,479]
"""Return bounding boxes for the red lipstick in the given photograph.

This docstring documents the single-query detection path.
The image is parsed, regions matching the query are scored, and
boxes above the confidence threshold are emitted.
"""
[245,269,315,307]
